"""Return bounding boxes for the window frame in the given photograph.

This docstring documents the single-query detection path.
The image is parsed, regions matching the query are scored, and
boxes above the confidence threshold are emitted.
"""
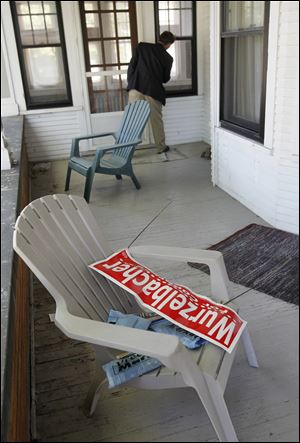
[154,1,197,98]
[10,1,73,110]
[79,1,138,114]
[220,1,270,143]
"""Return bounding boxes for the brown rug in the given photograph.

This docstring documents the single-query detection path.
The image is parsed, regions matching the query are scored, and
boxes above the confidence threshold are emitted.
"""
[188,224,299,305]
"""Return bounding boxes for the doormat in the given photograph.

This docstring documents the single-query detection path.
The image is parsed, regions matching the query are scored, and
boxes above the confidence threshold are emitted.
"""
[188,224,299,305]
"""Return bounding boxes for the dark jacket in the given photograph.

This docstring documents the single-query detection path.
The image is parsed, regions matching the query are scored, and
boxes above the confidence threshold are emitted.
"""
[127,42,173,106]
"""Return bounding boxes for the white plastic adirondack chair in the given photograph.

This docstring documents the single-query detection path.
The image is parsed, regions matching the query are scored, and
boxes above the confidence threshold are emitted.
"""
[13,194,258,442]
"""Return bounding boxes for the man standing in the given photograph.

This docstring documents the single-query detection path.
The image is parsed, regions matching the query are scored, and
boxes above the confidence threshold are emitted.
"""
[127,31,175,154]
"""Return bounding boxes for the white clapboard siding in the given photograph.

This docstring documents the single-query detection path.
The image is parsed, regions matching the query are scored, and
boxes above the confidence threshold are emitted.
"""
[24,110,87,162]
[214,1,299,234]
[215,130,278,226]
[273,1,299,233]
[163,96,203,145]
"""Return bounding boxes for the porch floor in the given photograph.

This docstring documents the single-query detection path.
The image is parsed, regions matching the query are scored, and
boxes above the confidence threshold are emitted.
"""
[30,143,299,442]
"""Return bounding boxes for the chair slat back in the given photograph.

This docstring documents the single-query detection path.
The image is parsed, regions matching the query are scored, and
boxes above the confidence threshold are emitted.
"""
[114,100,150,160]
[13,194,140,321]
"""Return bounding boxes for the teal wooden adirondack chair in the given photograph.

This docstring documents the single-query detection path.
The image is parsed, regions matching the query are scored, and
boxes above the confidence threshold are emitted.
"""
[65,100,151,202]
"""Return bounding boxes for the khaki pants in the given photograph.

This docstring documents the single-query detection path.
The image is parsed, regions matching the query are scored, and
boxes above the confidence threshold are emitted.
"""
[128,89,167,153]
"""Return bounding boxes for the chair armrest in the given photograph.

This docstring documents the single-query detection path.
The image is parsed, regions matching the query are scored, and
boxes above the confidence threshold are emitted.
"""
[94,139,142,164]
[70,132,117,158]
[129,245,231,303]
[75,132,117,142]
[55,300,182,365]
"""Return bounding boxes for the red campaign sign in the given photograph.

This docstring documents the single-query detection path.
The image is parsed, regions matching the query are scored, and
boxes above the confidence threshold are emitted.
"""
[89,249,247,353]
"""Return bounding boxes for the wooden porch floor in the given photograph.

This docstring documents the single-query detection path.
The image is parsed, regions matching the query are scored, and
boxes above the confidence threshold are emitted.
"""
[30,143,299,442]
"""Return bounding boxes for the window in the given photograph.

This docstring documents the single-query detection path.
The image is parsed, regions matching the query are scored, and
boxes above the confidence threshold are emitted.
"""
[154,1,197,96]
[220,1,270,142]
[11,1,72,109]
[80,1,138,113]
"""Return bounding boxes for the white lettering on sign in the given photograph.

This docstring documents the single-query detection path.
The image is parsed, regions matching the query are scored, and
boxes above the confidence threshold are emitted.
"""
[89,249,247,353]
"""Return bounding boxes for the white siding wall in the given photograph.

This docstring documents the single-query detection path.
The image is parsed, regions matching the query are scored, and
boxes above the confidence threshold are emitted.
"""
[164,96,202,145]
[213,1,299,234]
[273,1,299,232]
[24,110,87,162]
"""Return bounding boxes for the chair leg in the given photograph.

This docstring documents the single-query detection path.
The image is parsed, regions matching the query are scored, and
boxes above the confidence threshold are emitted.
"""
[131,173,141,189]
[193,374,239,442]
[116,175,122,180]
[83,169,95,203]
[83,376,109,416]
[65,167,72,191]
[241,327,259,368]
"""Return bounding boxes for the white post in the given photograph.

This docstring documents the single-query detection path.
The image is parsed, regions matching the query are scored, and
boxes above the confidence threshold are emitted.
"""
[1,129,11,170]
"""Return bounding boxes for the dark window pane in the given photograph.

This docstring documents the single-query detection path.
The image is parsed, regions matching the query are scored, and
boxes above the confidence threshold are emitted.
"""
[159,9,169,33]
[165,40,192,91]
[221,1,269,141]
[223,35,263,125]
[101,12,116,38]
[224,1,265,32]
[43,2,57,13]
[45,15,60,44]
[16,1,30,14]
[180,9,192,37]
[115,1,128,9]
[181,1,192,7]
[29,1,43,14]
[86,13,101,38]
[23,47,69,104]
[32,15,48,45]
[18,15,34,45]
[118,39,132,63]
[89,41,103,65]
[117,12,130,37]
[104,40,118,64]
[168,1,180,8]
[91,67,105,90]
[100,1,114,10]
[84,1,98,11]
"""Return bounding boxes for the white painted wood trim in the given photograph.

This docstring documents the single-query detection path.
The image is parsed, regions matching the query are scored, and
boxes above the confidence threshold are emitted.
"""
[21,106,83,115]
[215,127,273,155]
[1,26,16,103]
[86,70,127,77]
[197,2,204,95]
[1,131,11,170]
[137,1,155,42]
[72,1,92,136]
[1,2,23,117]
[1,1,27,112]
[264,1,281,151]
[61,2,86,109]
[1,99,19,117]
[135,1,144,41]
[210,1,221,185]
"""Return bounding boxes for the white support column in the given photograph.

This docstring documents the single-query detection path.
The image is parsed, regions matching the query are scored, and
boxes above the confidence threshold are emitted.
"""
[210,1,221,186]
[1,130,11,170]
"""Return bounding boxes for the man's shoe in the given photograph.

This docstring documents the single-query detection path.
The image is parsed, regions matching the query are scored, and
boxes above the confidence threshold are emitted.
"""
[157,146,170,154]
